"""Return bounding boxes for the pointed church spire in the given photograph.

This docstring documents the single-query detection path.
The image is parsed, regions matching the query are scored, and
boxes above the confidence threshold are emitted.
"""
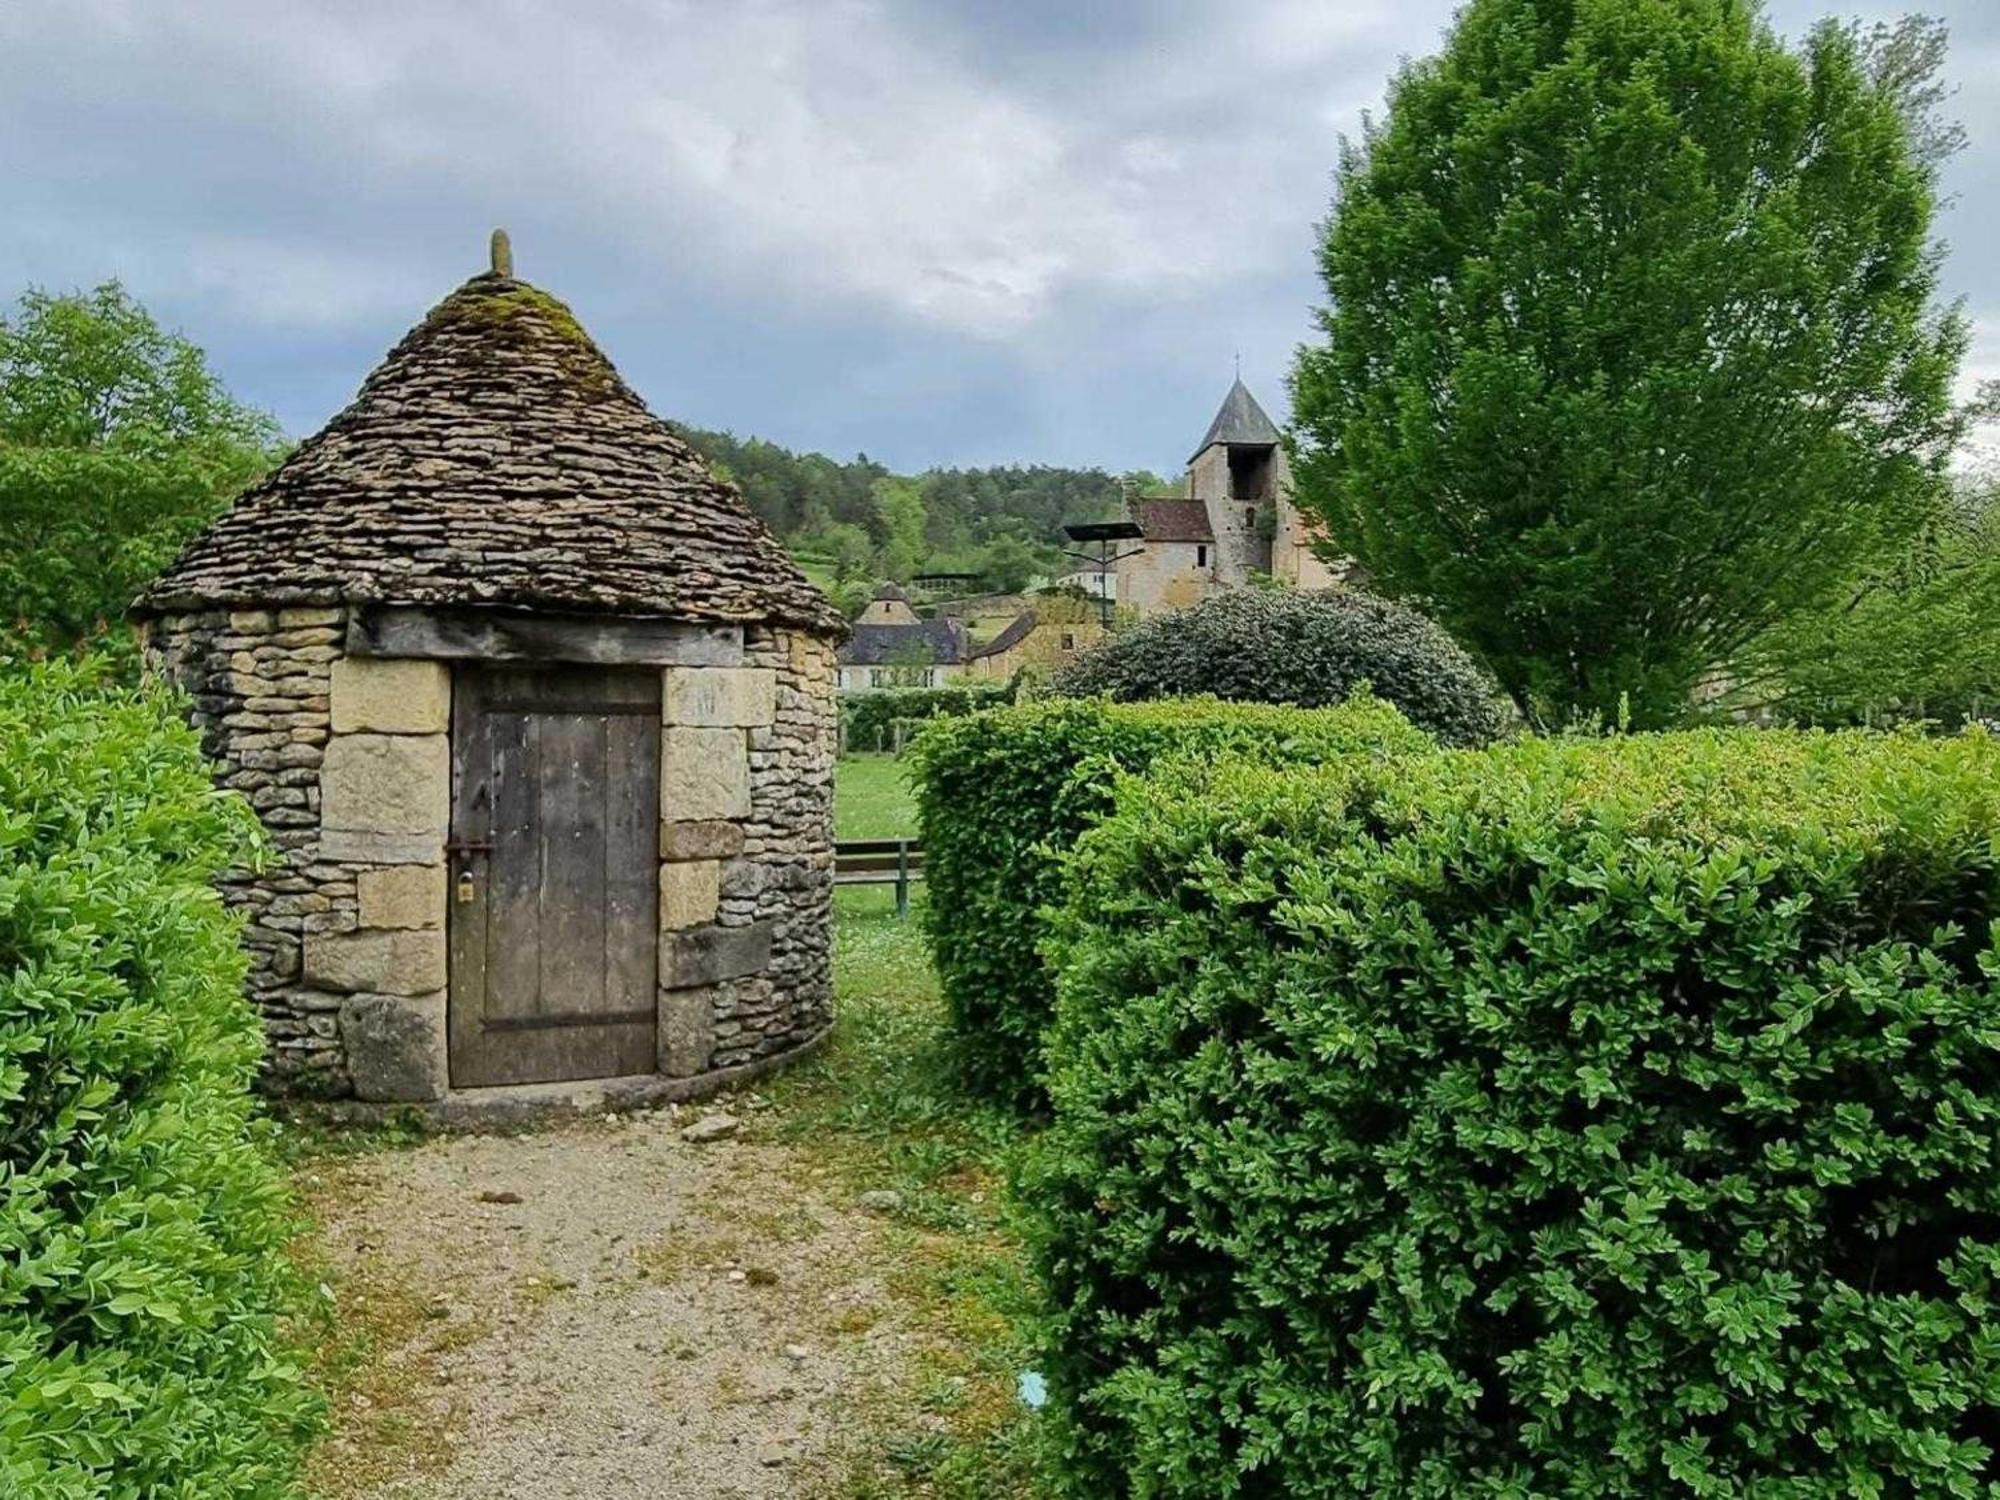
[1189,375,1281,463]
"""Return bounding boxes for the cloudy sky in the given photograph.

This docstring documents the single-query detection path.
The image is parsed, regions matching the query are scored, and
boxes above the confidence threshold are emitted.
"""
[3,0,1994,475]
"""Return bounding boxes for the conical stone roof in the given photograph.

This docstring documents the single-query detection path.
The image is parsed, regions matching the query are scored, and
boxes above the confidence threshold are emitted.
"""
[137,268,844,636]
[1189,376,1281,462]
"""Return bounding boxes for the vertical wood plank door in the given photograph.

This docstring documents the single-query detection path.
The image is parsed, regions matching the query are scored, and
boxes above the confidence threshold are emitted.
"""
[448,664,660,1087]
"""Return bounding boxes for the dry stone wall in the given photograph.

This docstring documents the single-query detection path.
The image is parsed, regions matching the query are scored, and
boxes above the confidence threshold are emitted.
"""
[145,607,837,1106]
[657,626,837,1079]
[142,606,361,1095]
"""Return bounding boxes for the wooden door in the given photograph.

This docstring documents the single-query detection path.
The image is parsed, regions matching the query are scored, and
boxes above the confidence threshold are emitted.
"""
[448,664,660,1087]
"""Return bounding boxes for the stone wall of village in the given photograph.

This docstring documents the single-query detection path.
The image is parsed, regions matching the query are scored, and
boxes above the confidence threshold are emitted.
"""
[142,608,838,1103]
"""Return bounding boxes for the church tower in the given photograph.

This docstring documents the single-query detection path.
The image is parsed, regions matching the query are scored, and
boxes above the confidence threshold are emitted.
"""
[1115,374,1344,617]
[1185,376,1283,585]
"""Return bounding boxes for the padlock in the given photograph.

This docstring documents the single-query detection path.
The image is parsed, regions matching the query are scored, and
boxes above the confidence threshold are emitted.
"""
[456,871,476,905]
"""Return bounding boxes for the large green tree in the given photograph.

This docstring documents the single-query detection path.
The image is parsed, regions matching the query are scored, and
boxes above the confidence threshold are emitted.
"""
[1290,1,1968,727]
[0,283,279,655]
[1734,467,2000,725]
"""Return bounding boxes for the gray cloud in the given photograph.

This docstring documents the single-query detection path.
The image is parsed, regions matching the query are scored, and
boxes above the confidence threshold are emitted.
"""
[1,0,1991,472]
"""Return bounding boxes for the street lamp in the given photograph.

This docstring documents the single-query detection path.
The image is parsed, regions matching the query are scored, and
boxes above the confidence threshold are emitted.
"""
[1061,520,1145,629]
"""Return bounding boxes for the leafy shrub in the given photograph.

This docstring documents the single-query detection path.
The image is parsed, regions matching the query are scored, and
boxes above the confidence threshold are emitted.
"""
[0,660,316,1497]
[842,681,1014,753]
[907,695,1431,1109]
[1050,587,1503,747]
[1029,727,2000,1495]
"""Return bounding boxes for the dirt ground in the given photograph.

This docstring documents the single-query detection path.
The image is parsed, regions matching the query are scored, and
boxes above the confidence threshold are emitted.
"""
[298,1100,954,1500]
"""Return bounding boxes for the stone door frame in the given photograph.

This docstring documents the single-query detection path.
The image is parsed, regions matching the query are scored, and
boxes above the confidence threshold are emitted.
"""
[318,607,780,1103]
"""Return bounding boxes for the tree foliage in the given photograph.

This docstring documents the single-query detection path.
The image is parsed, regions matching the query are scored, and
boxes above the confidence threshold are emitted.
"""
[1290,0,1968,728]
[679,423,1149,596]
[1052,587,1503,748]
[841,680,1015,753]
[1739,470,2000,725]
[871,475,931,582]
[0,284,280,656]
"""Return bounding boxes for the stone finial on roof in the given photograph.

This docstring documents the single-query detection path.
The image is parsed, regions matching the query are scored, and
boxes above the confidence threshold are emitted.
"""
[489,227,514,278]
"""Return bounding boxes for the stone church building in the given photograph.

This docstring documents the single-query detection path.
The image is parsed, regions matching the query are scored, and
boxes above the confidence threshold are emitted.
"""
[1116,377,1340,616]
[133,238,846,1112]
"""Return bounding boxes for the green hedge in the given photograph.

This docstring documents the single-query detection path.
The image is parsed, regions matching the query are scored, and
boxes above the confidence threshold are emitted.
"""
[841,681,1014,753]
[1028,727,2000,1496]
[1052,587,1504,747]
[906,695,1432,1109]
[0,661,316,1497]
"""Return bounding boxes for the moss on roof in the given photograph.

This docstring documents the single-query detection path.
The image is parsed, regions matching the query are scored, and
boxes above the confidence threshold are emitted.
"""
[138,271,843,634]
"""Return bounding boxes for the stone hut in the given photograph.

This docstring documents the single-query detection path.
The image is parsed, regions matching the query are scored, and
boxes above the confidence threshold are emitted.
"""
[133,240,847,1109]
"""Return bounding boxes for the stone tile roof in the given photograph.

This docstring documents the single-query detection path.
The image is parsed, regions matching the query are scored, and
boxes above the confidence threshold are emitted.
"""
[838,618,968,667]
[136,270,844,637]
[1190,376,1281,461]
[1133,497,1214,543]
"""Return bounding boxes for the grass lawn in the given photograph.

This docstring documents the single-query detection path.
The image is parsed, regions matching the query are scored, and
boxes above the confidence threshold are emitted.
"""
[835,753,919,842]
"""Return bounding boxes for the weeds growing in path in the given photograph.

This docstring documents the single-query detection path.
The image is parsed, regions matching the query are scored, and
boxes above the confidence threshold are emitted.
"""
[766,887,1048,1497]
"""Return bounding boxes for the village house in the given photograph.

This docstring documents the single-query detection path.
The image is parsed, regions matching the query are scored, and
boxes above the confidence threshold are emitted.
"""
[852,582,922,627]
[964,599,1105,682]
[836,583,970,690]
[836,583,1103,692]
[1116,377,1341,616]
[1051,557,1114,604]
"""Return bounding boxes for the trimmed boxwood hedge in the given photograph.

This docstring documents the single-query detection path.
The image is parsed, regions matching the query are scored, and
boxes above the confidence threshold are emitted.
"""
[1027,727,2000,1496]
[0,661,317,1497]
[906,694,1432,1110]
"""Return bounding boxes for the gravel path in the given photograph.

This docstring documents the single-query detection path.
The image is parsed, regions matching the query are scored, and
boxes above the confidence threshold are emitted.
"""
[301,1103,922,1499]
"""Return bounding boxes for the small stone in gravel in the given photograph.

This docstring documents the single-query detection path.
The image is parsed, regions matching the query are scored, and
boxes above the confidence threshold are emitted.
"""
[476,1190,524,1205]
[856,1189,904,1213]
[681,1113,739,1144]
[756,1442,787,1467]
[726,1269,749,1284]
[784,1344,810,1361]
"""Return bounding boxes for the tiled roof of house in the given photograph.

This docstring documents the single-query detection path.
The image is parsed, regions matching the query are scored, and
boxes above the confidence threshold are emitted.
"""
[1133,497,1214,543]
[137,264,843,636]
[838,617,968,666]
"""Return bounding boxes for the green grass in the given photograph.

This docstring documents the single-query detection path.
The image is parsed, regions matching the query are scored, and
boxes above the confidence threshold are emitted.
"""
[835,753,919,842]
[795,555,841,594]
[764,888,1050,1496]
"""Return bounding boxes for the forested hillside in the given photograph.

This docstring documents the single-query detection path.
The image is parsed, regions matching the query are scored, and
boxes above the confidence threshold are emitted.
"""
[677,424,1166,605]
